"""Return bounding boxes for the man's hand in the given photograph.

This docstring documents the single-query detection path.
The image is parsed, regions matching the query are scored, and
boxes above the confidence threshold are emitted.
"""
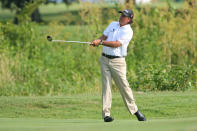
[91,39,101,47]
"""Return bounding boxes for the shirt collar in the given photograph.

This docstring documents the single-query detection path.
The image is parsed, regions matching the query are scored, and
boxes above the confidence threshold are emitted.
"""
[118,22,130,28]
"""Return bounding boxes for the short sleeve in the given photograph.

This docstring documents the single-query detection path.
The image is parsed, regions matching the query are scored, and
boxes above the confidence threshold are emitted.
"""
[103,22,115,36]
[117,29,133,45]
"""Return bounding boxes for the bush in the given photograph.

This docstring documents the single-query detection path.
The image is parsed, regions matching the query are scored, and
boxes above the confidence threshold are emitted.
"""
[0,1,196,96]
[0,22,102,96]
[128,64,196,91]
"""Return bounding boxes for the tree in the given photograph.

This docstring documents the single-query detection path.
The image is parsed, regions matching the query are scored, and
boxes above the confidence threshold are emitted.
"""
[1,0,44,24]
[62,0,78,5]
[187,0,196,8]
[126,0,136,5]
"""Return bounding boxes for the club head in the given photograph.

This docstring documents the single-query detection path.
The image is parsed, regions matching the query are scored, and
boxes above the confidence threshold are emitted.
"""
[47,36,53,41]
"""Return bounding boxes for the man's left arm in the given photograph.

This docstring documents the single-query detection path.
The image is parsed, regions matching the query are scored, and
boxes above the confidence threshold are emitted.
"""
[91,34,122,47]
[91,29,132,47]
[102,30,132,48]
[91,39,122,48]
[101,41,122,48]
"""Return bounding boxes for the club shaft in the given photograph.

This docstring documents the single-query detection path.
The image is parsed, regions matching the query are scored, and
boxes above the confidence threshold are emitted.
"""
[52,40,91,44]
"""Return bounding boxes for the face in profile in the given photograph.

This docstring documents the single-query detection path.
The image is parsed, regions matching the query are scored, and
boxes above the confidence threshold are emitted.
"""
[119,14,131,26]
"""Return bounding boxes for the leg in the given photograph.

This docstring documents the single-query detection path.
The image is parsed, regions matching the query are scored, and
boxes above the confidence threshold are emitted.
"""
[109,58,138,115]
[100,56,112,118]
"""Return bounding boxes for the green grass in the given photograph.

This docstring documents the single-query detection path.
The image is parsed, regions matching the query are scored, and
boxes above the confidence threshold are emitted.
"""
[0,8,14,22]
[0,117,197,131]
[0,3,115,23]
[0,1,185,23]
[0,1,196,94]
[0,91,197,130]
[0,91,197,119]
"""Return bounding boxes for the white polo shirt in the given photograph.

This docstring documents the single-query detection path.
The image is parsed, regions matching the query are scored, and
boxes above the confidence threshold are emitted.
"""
[102,21,133,57]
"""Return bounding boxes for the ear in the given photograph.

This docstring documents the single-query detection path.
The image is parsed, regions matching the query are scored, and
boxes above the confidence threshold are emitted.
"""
[128,17,131,22]
[128,17,132,24]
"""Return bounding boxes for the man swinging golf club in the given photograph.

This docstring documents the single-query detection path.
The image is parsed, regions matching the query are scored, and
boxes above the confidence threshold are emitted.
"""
[91,9,146,122]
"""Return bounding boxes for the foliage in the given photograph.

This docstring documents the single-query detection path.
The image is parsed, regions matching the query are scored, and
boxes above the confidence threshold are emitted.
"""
[128,64,195,91]
[0,21,102,96]
[0,1,196,96]
[16,0,44,23]
[0,0,45,23]
[63,0,78,5]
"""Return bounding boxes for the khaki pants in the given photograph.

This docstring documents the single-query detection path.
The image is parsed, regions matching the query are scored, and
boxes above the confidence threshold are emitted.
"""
[100,55,138,118]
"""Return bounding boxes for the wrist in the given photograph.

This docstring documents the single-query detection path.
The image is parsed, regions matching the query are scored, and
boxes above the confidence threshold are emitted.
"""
[99,39,103,45]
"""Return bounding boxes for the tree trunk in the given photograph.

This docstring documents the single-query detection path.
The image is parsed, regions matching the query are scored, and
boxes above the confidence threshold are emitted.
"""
[31,8,42,23]
[13,8,42,24]
[126,0,136,5]
[13,11,19,24]
[188,0,195,8]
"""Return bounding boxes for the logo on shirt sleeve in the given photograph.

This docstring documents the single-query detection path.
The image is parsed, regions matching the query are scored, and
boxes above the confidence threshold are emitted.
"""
[109,28,115,32]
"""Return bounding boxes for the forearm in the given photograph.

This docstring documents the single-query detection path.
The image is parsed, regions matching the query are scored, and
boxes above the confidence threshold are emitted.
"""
[102,41,122,48]
[91,35,121,47]
[98,35,122,48]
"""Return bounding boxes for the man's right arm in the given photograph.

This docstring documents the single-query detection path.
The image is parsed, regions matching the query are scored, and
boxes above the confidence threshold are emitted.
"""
[91,35,107,46]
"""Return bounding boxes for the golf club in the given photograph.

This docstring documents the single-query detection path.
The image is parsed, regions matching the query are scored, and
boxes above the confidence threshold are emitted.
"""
[47,36,91,45]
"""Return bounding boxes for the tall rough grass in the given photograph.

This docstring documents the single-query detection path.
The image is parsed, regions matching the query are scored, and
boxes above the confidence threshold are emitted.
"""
[126,1,197,90]
[0,1,196,96]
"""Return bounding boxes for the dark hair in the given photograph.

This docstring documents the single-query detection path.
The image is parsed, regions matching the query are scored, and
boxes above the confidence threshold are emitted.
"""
[128,17,134,24]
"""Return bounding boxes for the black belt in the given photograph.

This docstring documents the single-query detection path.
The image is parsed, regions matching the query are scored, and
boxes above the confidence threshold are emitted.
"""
[102,53,124,59]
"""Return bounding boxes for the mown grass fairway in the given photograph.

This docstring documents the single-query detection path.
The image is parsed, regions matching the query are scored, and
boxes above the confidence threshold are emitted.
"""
[0,91,197,130]
[0,117,197,131]
[1,91,197,119]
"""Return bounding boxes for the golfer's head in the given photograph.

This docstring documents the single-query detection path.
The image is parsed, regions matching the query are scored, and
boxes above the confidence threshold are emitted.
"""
[119,9,134,26]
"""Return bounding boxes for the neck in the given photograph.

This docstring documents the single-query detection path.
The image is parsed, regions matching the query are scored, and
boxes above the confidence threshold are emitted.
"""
[120,23,127,27]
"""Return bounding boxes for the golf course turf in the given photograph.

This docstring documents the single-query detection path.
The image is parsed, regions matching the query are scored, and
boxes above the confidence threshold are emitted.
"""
[0,91,197,131]
[0,117,197,131]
